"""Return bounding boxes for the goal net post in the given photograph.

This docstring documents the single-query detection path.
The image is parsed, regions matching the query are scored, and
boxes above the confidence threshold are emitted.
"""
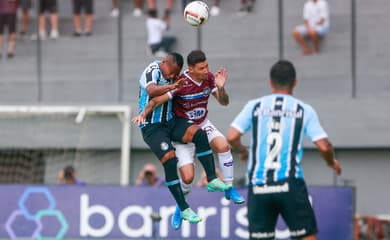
[0,105,131,185]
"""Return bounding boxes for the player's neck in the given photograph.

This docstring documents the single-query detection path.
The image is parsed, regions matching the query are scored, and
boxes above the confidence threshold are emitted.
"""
[272,89,293,95]
[188,73,203,83]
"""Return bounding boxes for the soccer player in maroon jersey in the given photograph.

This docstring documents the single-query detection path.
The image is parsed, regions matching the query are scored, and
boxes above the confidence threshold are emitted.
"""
[132,50,245,230]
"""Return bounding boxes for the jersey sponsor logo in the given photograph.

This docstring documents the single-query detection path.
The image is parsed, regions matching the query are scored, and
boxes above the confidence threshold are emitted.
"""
[202,87,211,96]
[186,108,206,120]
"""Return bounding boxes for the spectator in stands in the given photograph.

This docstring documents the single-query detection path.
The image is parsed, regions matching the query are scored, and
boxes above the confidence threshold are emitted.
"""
[0,0,18,59]
[293,0,329,55]
[239,0,255,15]
[19,0,32,36]
[110,0,119,17]
[132,0,144,17]
[57,165,86,185]
[147,0,173,21]
[135,163,165,187]
[209,0,221,16]
[36,0,60,40]
[72,0,94,36]
[146,9,176,57]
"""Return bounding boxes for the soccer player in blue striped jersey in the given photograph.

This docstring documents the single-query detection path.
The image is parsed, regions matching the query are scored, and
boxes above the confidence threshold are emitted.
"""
[136,52,230,225]
[227,60,341,240]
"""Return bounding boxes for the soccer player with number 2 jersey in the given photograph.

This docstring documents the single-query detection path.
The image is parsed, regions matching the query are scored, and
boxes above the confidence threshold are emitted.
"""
[227,60,342,240]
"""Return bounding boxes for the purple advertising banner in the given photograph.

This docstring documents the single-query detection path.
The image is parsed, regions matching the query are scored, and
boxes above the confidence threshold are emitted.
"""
[0,185,353,239]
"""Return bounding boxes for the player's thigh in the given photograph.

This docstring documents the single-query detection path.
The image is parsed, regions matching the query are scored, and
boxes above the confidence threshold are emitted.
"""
[141,124,175,161]
[248,186,279,240]
[314,25,328,37]
[278,178,318,238]
[173,141,196,168]
[169,117,197,143]
[200,119,228,152]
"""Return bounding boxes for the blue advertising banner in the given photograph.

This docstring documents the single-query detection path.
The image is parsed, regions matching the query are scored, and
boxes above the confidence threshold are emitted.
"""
[0,185,353,239]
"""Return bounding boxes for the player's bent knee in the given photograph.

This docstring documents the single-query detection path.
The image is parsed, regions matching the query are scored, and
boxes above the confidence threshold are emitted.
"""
[181,174,194,184]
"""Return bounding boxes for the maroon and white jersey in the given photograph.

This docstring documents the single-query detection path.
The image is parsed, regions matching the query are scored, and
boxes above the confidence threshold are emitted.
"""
[170,70,217,124]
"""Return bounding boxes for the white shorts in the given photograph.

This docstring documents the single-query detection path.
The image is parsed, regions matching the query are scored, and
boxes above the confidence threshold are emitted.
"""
[295,24,329,37]
[173,119,224,168]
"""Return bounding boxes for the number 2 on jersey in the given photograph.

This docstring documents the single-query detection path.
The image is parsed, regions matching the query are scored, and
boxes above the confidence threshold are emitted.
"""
[264,132,282,169]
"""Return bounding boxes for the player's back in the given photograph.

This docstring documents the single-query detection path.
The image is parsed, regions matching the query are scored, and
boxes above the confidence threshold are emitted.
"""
[238,93,325,185]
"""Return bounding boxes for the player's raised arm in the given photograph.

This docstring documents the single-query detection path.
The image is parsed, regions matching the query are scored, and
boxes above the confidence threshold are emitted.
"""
[212,68,229,106]
[314,138,342,175]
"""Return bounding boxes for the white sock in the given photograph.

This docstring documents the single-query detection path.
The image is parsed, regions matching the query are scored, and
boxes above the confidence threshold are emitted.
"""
[218,151,234,185]
[181,181,192,196]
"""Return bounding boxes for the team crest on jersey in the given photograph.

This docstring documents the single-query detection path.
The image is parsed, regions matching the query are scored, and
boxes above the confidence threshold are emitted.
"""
[160,142,169,151]
[202,87,211,96]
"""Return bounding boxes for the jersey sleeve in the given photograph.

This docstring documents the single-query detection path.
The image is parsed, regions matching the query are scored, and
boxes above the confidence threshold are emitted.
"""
[304,105,328,142]
[144,66,161,88]
[230,101,255,134]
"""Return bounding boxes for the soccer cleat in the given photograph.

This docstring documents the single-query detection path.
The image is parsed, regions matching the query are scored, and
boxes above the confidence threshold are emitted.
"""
[206,178,231,192]
[171,205,182,230]
[225,187,245,204]
[181,208,202,224]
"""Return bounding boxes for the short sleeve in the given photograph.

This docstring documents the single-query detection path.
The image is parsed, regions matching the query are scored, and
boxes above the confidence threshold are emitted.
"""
[304,105,328,142]
[230,101,256,134]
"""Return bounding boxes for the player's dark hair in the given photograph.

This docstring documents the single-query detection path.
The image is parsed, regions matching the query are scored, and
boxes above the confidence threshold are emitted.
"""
[270,60,296,88]
[64,165,75,180]
[187,50,206,67]
[168,52,184,69]
[148,9,158,18]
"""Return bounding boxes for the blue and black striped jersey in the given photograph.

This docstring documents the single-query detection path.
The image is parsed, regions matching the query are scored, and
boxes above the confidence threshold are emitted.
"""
[231,94,328,185]
[138,61,173,126]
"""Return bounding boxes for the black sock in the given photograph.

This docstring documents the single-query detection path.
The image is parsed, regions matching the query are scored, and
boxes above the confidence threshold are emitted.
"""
[163,158,189,211]
[192,129,217,182]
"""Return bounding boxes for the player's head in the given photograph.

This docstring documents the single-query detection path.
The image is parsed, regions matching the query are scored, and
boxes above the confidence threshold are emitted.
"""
[270,60,297,91]
[187,50,209,81]
[160,52,184,81]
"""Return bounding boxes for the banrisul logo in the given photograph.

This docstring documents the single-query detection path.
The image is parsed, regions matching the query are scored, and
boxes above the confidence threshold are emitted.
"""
[5,187,68,240]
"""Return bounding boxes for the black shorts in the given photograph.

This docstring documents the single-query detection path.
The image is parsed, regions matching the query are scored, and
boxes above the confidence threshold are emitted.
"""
[247,178,318,240]
[39,0,58,14]
[73,0,94,15]
[20,0,32,11]
[0,14,17,34]
[141,117,195,161]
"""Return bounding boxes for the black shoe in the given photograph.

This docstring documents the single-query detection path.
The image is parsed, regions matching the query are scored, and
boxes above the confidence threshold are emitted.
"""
[85,31,93,37]
[74,31,81,37]
[7,52,14,59]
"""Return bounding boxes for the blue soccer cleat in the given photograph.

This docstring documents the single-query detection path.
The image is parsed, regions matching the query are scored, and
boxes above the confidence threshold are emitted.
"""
[171,204,183,230]
[225,187,245,204]
[181,208,202,224]
[206,178,231,192]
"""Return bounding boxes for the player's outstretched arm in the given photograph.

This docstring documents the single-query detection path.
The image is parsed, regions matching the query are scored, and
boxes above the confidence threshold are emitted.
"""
[146,78,185,98]
[314,138,342,175]
[213,68,229,106]
[132,93,171,125]
[227,127,248,163]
